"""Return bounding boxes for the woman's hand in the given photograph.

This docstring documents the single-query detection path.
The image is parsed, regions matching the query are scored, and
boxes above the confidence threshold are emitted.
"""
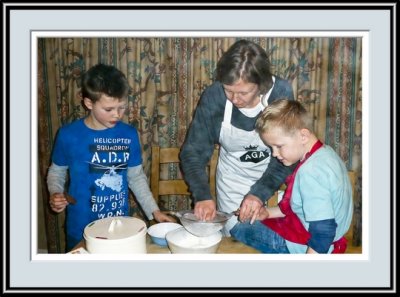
[194,200,216,221]
[153,210,177,223]
[238,194,264,224]
[257,206,270,220]
[49,192,69,213]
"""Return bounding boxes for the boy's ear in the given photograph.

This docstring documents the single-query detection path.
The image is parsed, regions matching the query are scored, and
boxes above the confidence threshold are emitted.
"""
[300,128,311,142]
[83,97,93,110]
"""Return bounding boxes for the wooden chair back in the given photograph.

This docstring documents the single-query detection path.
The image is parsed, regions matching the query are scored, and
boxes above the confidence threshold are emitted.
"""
[344,170,357,245]
[150,146,219,206]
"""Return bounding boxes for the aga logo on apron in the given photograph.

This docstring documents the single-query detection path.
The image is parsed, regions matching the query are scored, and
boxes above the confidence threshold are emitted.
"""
[240,145,270,163]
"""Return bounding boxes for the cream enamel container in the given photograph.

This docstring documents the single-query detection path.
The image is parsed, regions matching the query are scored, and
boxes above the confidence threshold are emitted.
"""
[83,216,147,254]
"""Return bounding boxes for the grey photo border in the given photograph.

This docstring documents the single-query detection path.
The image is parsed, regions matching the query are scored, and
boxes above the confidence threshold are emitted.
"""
[5,3,394,292]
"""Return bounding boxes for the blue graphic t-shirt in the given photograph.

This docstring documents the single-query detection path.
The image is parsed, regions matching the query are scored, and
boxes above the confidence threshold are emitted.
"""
[51,119,142,243]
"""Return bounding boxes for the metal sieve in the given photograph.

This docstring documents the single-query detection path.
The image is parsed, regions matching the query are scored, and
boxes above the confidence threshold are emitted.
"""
[175,210,233,237]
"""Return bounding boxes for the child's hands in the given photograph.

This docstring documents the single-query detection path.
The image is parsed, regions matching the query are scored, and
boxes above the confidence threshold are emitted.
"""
[153,210,177,223]
[257,206,270,221]
[238,194,264,224]
[49,192,69,213]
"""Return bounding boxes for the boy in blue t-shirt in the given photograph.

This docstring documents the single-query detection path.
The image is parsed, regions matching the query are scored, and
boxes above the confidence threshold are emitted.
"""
[47,64,174,251]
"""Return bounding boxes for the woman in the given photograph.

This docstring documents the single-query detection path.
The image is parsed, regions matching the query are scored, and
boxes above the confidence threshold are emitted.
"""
[180,40,295,251]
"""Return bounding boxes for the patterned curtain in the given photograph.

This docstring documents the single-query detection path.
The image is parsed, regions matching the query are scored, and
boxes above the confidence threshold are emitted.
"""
[37,37,362,252]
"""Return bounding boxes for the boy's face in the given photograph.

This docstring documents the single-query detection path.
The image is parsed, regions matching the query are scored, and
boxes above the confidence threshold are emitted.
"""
[84,94,127,130]
[260,127,305,166]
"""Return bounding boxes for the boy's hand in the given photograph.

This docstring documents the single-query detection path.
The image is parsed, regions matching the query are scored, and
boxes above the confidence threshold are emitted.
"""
[49,192,69,213]
[239,194,264,224]
[257,206,270,221]
[153,210,177,223]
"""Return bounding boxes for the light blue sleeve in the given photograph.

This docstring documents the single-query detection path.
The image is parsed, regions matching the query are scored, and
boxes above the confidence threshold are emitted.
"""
[47,162,68,195]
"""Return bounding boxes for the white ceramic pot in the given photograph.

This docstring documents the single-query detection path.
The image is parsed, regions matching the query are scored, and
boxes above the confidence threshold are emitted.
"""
[84,216,147,254]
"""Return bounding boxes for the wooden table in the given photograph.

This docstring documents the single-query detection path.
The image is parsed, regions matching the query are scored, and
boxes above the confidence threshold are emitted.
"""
[71,235,260,254]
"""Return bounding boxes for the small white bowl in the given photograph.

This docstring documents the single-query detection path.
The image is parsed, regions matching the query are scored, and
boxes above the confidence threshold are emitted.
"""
[147,222,182,246]
[166,227,222,253]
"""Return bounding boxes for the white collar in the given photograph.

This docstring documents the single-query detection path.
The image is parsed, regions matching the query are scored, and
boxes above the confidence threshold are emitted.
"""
[261,75,276,107]
[238,101,263,117]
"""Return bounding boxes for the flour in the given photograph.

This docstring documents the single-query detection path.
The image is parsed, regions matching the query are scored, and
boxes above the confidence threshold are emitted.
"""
[173,231,217,248]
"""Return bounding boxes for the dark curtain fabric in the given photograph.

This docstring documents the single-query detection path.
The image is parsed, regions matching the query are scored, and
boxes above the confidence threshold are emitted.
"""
[37,37,362,253]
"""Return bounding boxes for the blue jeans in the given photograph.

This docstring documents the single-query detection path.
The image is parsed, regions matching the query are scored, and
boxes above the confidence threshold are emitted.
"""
[230,220,290,254]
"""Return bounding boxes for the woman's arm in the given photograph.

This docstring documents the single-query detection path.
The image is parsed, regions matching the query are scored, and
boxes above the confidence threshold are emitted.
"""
[249,158,296,203]
[179,84,224,202]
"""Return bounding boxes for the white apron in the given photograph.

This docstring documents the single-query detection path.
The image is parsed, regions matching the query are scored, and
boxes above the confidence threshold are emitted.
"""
[217,100,272,236]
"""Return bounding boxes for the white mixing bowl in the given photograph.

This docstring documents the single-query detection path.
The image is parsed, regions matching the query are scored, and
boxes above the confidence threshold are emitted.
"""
[166,227,222,254]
